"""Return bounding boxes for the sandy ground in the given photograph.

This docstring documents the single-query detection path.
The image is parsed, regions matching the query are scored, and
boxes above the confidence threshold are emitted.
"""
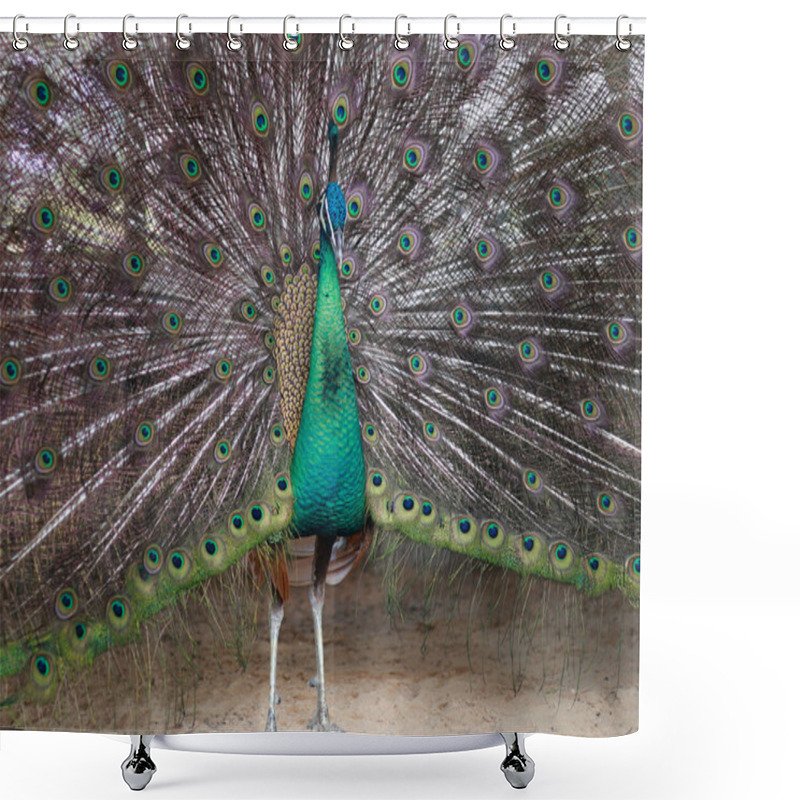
[1,559,638,738]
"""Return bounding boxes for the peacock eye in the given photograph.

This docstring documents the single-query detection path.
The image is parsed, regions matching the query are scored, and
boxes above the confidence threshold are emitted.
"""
[229,511,246,536]
[107,60,132,91]
[597,491,618,516]
[484,386,506,412]
[618,111,642,141]
[161,310,183,335]
[179,153,201,181]
[213,358,232,381]
[1,357,22,386]
[262,365,276,384]
[346,190,364,221]
[143,544,163,574]
[123,252,145,278]
[100,164,124,194]
[270,425,285,445]
[167,549,191,581]
[550,540,575,572]
[200,537,226,571]
[263,332,276,350]
[135,421,154,446]
[547,184,570,210]
[25,76,52,109]
[456,41,477,70]
[331,92,350,127]
[623,226,642,252]
[32,204,57,233]
[391,57,412,90]
[423,420,440,441]
[473,144,499,176]
[260,265,275,286]
[523,469,543,493]
[279,245,293,265]
[402,142,427,174]
[396,228,420,256]
[481,520,505,550]
[240,301,257,322]
[535,58,559,86]
[312,242,321,261]
[408,353,429,377]
[362,422,378,443]
[203,242,224,268]
[275,473,292,497]
[248,202,266,231]
[580,398,601,421]
[370,294,387,316]
[348,328,361,345]
[540,271,559,292]
[356,365,371,384]
[606,320,630,346]
[55,588,78,620]
[89,356,111,382]
[299,172,314,204]
[35,446,57,475]
[517,339,541,365]
[340,257,355,278]
[626,554,641,580]
[449,304,474,334]
[107,595,131,630]
[186,63,209,95]
[251,101,270,137]
[48,276,72,303]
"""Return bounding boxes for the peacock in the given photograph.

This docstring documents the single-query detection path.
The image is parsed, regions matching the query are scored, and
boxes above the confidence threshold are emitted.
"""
[0,31,642,736]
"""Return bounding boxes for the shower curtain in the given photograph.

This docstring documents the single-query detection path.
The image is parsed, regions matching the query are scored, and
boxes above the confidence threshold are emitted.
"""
[0,31,642,738]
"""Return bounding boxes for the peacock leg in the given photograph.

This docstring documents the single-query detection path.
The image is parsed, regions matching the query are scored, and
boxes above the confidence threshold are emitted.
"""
[499,733,535,789]
[121,735,156,791]
[266,589,284,733]
[308,535,340,732]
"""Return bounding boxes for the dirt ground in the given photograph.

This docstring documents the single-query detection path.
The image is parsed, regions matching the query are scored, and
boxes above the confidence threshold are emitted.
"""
[1,558,638,738]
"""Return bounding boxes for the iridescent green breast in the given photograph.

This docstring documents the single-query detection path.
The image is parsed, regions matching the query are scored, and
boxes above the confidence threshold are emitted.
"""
[283,232,366,538]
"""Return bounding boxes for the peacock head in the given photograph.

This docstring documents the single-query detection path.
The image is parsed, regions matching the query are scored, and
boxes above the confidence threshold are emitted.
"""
[318,121,346,263]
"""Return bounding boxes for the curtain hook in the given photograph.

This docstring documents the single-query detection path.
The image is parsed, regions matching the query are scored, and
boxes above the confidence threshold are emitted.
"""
[227,15,242,51]
[499,14,515,50]
[616,15,632,51]
[63,14,79,50]
[12,14,29,51]
[394,15,410,50]
[176,13,191,50]
[122,14,138,50]
[554,14,570,51]
[283,15,299,51]
[443,14,459,51]
[339,15,354,51]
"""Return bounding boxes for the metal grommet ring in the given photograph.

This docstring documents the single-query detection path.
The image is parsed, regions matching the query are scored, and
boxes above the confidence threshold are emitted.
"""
[499,14,515,50]
[64,13,79,50]
[227,15,242,51]
[394,15,410,50]
[554,14,570,51]
[443,14,459,51]
[283,15,299,51]
[339,14,354,50]
[12,14,29,51]
[175,13,190,50]
[616,15,632,51]
[122,14,138,50]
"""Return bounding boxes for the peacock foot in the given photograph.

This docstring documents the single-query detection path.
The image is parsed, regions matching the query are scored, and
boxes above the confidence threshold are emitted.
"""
[265,708,277,733]
[308,707,342,732]
[121,735,157,791]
